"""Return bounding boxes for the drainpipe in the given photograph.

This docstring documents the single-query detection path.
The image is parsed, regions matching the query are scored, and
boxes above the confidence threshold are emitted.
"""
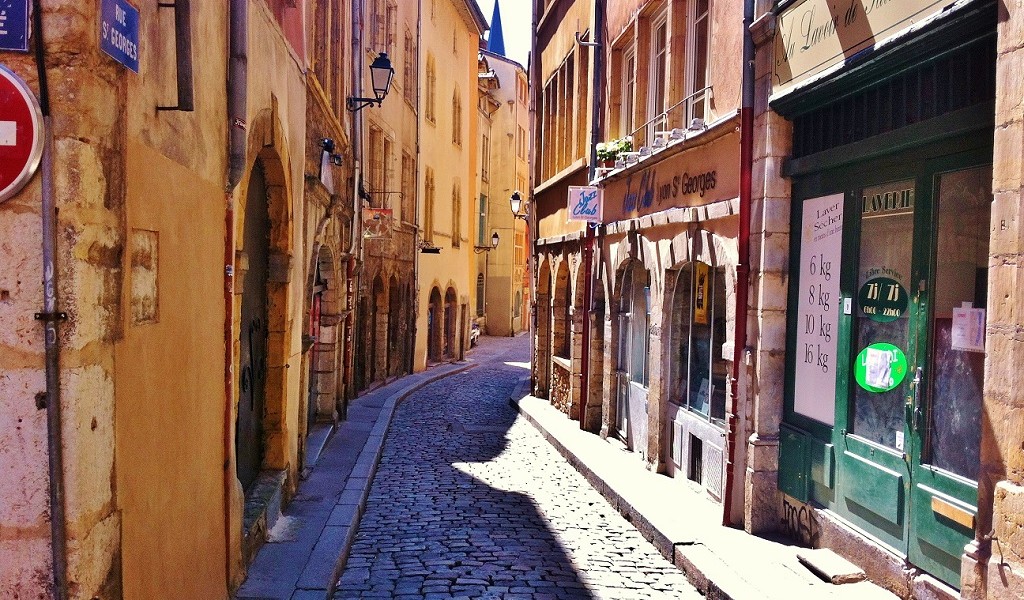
[225,0,247,586]
[579,0,603,430]
[412,2,422,371]
[33,4,68,598]
[723,0,754,527]
[345,0,366,394]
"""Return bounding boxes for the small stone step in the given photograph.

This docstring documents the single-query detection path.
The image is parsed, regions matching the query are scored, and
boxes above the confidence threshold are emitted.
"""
[797,548,867,584]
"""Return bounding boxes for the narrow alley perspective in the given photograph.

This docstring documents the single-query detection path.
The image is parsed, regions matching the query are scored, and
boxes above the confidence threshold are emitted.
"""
[333,335,700,599]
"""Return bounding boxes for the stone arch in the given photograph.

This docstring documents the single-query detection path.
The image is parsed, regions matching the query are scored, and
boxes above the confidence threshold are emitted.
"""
[427,286,443,363]
[371,274,387,383]
[583,264,606,434]
[234,108,295,492]
[535,256,552,399]
[388,274,402,378]
[305,242,341,438]
[444,286,458,359]
[550,257,572,414]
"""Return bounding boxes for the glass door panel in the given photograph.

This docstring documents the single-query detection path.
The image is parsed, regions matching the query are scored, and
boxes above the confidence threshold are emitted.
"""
[924,166,990,479]
[852,180,916,449]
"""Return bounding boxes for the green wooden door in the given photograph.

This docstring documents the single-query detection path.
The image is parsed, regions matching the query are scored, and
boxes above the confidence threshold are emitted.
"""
[832,150,990,588]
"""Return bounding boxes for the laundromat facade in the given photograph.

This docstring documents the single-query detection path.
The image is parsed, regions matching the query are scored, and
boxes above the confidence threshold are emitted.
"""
[764,0,1004,595]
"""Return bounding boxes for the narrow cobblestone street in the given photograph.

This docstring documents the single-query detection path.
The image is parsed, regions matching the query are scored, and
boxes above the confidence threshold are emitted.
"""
[333,335,702,600]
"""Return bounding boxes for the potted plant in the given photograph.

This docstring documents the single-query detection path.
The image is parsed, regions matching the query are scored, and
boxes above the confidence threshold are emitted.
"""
[596,135,633,167]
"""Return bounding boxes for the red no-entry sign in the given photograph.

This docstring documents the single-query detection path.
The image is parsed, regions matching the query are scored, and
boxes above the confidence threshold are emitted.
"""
[0,65,44,203]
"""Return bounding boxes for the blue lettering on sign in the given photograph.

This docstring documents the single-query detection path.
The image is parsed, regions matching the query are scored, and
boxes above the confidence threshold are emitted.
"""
[100,0,140,73]
[572,189,599,218]
[0,0,30,52]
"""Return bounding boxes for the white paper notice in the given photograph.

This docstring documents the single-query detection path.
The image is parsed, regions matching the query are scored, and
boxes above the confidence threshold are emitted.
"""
[793,194,844,425]
[952,305,986,352]
[865,347,893,389]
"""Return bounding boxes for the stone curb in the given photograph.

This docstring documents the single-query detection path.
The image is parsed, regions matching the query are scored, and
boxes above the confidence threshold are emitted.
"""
[315,361,478,599]
[510,389,746,600]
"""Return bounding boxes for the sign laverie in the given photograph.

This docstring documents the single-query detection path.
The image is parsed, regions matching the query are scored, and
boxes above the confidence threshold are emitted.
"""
[772,0,959,97]
[567,186,603,223]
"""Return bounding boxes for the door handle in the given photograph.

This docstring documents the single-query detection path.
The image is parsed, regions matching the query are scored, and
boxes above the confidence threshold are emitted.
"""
[910,366,923,432]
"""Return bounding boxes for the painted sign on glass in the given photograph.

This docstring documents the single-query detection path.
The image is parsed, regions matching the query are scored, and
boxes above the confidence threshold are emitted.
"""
[793,193,843,425]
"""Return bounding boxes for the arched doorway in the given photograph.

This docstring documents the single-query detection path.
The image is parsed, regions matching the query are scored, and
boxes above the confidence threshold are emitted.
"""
[388,275,401,377]
[427,286,443,363]
[444,287,458,359]
[371,275,386,383]
[236,162,271,493]
[535,258,552,398]
[550,260,571,412]
[614,260,651,458]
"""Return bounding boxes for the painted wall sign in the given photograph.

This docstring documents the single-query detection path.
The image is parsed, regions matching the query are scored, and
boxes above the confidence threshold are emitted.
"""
[793,193,843,425]
[951,303,985,353]
[362,208,393,239]
[0,65,44,204]
[100,0,140,73]
[601,130,739,223]
[854,342,908,393]
[862,184,914,218]
[0,0,30,52]
[772,0,959,96]
[567,185,603,223]
[857,277,907,322]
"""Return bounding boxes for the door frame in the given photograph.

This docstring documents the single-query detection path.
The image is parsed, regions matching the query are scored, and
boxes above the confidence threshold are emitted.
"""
[784,130,992,587]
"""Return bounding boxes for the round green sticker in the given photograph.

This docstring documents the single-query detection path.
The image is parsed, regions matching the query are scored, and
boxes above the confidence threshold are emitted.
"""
[854,343,908,393]
[858,277,908,323]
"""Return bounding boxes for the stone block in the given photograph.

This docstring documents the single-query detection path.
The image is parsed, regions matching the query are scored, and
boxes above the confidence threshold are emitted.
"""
[992,122,1023,194]
[0,538,51,598]
[66,510,121,599]
[0,369,49,528]
[995,50,1024,125]
[61,365,115,531]
[989,190,1024,255]
[755,270,789,312]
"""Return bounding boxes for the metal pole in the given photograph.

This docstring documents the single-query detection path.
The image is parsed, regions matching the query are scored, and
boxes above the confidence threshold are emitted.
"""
[32,2,68,596]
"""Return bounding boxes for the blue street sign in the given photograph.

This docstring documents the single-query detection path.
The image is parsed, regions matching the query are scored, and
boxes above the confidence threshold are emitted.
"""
[100,0,139,73]
[0,0,30,52]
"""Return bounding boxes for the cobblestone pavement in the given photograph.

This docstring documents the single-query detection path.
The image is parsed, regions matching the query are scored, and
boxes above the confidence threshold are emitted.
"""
[334,335,702,600]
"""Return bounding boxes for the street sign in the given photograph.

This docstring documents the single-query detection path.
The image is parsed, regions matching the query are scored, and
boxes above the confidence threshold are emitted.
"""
[0,64,43,204]
[0,0,30,52]
[100,0,140,73]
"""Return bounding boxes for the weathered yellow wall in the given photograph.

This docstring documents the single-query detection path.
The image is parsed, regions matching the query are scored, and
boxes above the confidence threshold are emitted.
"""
[111,0,231,596]
[116,141,227,599]
[414,0,484,370]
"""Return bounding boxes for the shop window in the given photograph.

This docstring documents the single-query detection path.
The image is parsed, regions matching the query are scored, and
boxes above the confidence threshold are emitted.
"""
[674,262,728,423]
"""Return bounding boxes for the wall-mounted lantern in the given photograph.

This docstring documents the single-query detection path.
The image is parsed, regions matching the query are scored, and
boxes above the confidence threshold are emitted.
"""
[346,52,395,112]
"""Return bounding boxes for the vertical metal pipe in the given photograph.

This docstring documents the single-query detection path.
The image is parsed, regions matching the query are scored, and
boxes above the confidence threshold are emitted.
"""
[723,0,755,527]
[225,0,248,588]
[580,0,603,430]
[33,1,67,597]
[40,115,68,600]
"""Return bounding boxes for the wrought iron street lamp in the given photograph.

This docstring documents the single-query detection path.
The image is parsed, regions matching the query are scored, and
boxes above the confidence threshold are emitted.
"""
[474,231,500,254]
[346,52,395,112]
[510,191,528,220]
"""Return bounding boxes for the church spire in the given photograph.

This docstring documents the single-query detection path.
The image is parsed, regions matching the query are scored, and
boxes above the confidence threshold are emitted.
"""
[487,1,506,56]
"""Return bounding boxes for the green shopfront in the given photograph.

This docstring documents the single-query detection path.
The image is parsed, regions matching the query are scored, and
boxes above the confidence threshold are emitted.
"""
[771,0,996,590]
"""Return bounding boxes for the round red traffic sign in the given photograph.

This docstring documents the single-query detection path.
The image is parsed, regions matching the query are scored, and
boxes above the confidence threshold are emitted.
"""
[0,64,44,203]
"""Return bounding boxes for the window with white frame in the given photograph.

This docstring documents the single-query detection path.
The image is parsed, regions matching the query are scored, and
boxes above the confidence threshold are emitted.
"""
[646,11,669,145]
[687,0,712,124]
[621,46,636,138]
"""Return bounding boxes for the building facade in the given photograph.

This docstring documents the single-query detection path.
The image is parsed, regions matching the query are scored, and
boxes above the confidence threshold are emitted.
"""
[475,44,531,338]
[749,0,1024,598]
[414,0,488,370]
[530,0,749,520]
